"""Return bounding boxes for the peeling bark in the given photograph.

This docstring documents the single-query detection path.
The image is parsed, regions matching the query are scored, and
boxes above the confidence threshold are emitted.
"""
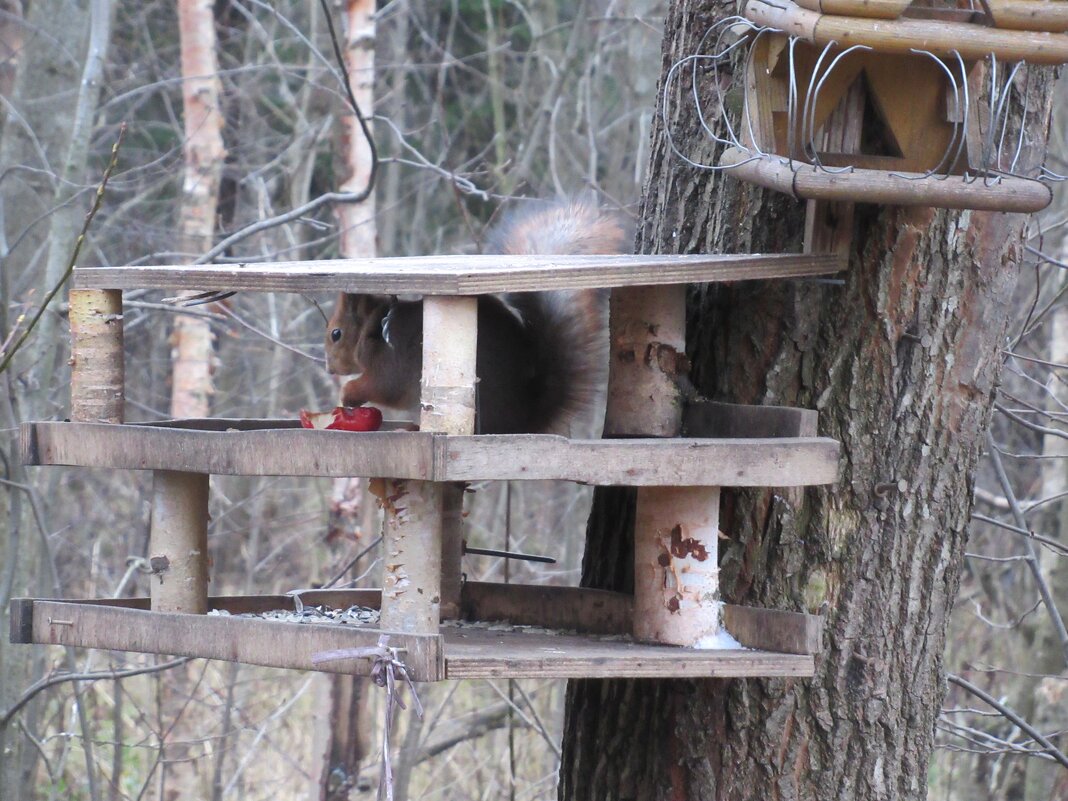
[560,2,1057,799]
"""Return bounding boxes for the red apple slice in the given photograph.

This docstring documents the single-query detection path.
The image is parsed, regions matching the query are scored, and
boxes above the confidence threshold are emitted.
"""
[300,406,383,432]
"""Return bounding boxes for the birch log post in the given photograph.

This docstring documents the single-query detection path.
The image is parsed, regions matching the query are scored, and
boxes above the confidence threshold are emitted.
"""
[633,486,722,645]
[604,283,725,645]
[380,296,477,632]
[149,470,209,614]
[604,285,686,437]
[69,288,124,423]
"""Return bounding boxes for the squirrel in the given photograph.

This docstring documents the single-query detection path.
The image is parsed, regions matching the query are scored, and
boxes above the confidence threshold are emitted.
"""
[324,199,630,434]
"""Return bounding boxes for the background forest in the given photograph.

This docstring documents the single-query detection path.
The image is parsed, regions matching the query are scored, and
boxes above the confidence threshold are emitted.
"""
[0,1,1066,800]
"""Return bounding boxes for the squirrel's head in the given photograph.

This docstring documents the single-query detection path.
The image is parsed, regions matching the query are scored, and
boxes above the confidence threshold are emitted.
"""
[325,293,394,375]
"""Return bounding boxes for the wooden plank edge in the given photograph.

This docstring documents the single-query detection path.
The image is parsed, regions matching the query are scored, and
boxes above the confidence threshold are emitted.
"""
[442,435,842,486]
[9,598,35,643]
[71,252,846,295]
[31,590,384,614]
[443,651,816,680]
[458,584,824,656]
[683,400,819,438]
[22,599,444,682]
[461,582,632,635]
[19,422,40,466]
[722,604,824,655]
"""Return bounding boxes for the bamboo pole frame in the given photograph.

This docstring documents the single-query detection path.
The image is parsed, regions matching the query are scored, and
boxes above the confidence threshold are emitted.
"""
[149,470,209,614]
[745,0,1068,63]
[791,0,1068,31]
[69,288,124,423]
[720,148,1053,213]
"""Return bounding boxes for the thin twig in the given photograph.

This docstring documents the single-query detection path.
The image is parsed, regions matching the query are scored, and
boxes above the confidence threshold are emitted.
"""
[0,123,126,375]
[0,657,191,730]
[947,673,1068,770]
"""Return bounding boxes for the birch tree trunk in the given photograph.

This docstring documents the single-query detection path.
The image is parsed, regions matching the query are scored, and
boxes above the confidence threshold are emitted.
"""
[313,2,377,798]
[559,2,1057,799]
[156,2,224,798]
[171,0,224,419]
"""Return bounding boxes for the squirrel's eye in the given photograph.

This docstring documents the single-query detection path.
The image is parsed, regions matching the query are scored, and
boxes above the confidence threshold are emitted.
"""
[330,328,342,343]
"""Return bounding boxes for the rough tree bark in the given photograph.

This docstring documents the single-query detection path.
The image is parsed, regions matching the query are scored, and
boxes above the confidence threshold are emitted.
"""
[559,2,1057,800]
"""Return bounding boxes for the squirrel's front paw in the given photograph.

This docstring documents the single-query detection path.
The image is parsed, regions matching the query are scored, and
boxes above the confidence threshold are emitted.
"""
[339,378,369,408]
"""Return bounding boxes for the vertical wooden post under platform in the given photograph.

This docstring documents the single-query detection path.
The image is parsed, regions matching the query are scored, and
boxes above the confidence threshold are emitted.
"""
[380,296,477,632]
[604,285,686,438]
[69,288,124,423]
[633,486,722,646]
[149,470,210,614]
[605,284,724,646]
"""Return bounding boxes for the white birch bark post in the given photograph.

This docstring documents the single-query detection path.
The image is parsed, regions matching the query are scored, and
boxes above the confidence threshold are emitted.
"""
[69,288,124,423]
[379,296,477,632]
[604,283,724,645]
[604,285,686,437]
[149,470,209,614]
[633,486,722,645]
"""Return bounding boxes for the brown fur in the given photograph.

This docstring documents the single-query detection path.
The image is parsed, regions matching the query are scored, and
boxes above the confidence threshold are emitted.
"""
[325,199,630,434]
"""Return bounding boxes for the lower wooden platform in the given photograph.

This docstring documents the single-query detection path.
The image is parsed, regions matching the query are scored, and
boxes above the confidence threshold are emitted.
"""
[10,583,821,681]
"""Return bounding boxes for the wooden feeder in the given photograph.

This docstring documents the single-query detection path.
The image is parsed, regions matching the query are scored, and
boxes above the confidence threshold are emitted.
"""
[703,3,1067,219]
[14,251,844,681]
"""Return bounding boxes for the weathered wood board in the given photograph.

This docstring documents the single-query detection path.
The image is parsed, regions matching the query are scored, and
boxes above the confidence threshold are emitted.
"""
[22,420,840,486]
[8,598,815,679]
[71,252,844,295]
[683,400,818,439]
[441,629,814,679]
[10,598,444,681]
[461,582,823,655]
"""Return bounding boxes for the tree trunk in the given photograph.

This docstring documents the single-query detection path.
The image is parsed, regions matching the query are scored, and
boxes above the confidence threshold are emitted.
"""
[313,2,377,798]
[170,0,224,419]
[559,2,1057,800]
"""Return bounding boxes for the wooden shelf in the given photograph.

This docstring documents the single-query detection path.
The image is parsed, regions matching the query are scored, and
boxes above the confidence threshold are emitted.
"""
[745,0,1068,63]
[70,252,844,295]
[10,584,821,680]
[21,417,839,487]
[720,149,1053,213]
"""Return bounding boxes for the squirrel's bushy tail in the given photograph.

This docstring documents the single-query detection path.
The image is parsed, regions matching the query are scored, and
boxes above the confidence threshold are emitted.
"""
[490,199,630,434]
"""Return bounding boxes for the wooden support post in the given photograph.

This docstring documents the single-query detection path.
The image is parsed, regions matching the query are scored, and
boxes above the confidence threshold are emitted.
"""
[381,296,476,631]
[421,296,476,618]
[440,483,465,618]
[379,478,444,634]
[69,288,124,423]
[420,296,478,434]
[633,486,722,646]
[604,285,686,438]
[149,470,209,614]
